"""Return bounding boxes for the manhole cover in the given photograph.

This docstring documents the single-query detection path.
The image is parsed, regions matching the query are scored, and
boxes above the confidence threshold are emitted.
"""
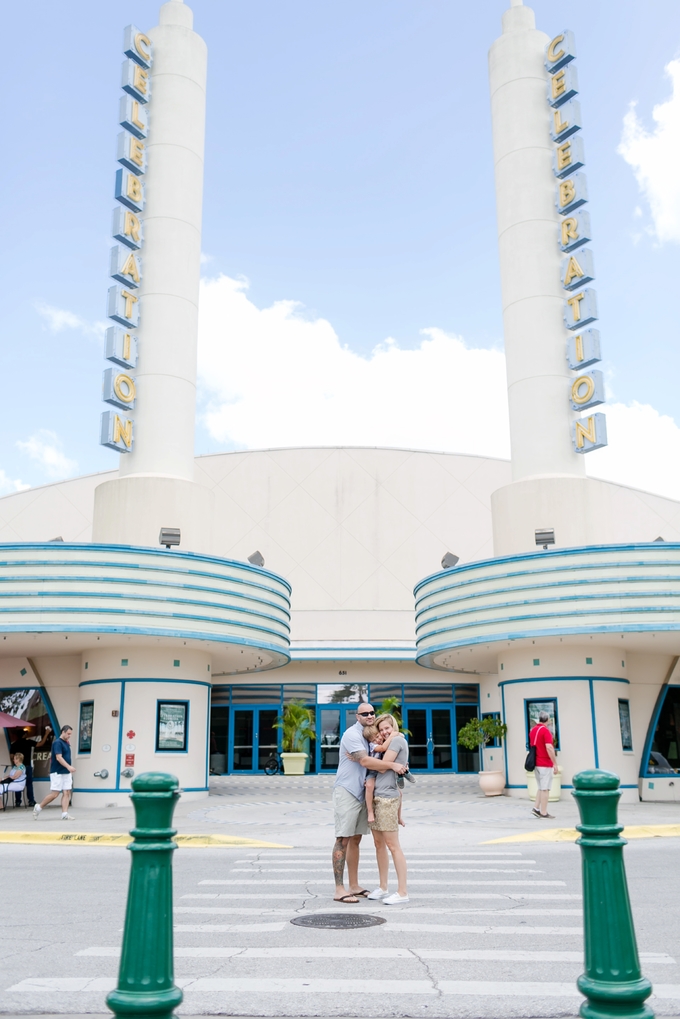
[290,913,386,930]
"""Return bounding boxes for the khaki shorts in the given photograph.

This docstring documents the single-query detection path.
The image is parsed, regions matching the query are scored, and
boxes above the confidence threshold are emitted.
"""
[333,786,368,837]
[535,766,554,791]
[369,795,400,832]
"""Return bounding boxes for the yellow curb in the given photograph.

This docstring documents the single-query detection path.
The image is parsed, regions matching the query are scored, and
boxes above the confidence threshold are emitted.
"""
[0,831,292,848]
[484,824,680,844]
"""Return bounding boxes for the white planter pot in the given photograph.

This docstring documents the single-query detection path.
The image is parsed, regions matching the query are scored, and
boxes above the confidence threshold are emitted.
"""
[478,770,505,796]
[281,752,308,776]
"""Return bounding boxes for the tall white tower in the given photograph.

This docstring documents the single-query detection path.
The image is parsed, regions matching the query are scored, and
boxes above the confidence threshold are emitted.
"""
[488,1,605,554]
[93,0,215,552]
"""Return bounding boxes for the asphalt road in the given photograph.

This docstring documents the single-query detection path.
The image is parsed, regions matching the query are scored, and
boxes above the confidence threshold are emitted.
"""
[0,775,679,1017]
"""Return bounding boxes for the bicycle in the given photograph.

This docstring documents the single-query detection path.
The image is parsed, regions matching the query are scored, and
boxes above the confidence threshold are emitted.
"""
[263,751,282,776]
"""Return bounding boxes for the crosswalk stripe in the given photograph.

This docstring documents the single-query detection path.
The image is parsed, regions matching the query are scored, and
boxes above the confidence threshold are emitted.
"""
[181,891,581,900]
[173,923,287,932]
[229,867,542,874]
[7,976,680,999]
[75,947,675,964]
[173,922,581,935]
[197,879,563,886]
[173,906,582,916]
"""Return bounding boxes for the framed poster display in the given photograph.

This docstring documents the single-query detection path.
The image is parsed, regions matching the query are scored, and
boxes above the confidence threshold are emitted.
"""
[525,697,559,749]
[618,699,633,751]
[78,701,94,754]
[156,700,188,752]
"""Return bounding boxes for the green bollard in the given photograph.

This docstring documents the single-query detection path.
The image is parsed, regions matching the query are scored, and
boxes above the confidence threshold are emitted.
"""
[572,769,653,1019]
[106,773,182,1019]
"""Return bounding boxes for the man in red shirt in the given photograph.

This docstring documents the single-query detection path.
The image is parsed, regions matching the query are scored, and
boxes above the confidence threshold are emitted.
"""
[530,711,559,819]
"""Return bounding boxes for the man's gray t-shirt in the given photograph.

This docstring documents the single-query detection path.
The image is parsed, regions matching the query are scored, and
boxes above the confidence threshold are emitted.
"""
[373,735,408,799]
[333,722,369,801]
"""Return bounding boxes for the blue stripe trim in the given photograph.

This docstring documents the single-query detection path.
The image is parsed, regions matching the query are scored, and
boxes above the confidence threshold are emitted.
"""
[498,677,630,687]
[80,678,213,689]
[414,542,680,597]
[115,681,125,791]
[415,574,680,619]
[0,606,289,641]
[0,575,290,619]
[73,786,209,794]
[0,625,289,660]
[417,602,680,642]
[589,679,599,769]
[0,543,292,595]
[416,623,680,660]
[415,585,680,628]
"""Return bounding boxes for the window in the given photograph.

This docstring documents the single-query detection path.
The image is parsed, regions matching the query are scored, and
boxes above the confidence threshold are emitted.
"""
[618,699,633,752]
[404,684,453,703]
[156,701,188,752]
[78,702,94,754]
[317,683,368,704]
[525,698,559,749]
[482,711,502,747]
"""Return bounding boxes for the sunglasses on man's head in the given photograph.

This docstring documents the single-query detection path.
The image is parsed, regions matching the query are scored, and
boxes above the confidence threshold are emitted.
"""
[357,710,375,717]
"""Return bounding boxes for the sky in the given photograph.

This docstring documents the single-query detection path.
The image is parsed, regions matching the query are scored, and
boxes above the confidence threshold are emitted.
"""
[2,1,680,498]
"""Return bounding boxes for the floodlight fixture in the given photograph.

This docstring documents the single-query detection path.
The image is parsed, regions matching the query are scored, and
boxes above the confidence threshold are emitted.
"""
[441,552,460,569]
[248,550,265,567]
[159,527,181,549]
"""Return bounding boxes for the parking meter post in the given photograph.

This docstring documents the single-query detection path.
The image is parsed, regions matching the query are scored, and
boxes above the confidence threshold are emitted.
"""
[572,769,653,1019]
[106,773,182,1019]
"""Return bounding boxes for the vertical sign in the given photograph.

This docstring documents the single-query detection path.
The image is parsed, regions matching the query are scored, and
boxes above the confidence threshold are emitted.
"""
[546,32,608,454]
[100,26,152,453]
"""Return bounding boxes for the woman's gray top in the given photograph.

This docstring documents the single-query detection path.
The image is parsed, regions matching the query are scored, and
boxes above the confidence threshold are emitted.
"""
[373,735,408,799]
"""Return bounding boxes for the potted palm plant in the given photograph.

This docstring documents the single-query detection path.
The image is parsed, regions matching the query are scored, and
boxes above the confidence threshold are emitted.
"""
[274,701,316,775]
[457,716,508,796]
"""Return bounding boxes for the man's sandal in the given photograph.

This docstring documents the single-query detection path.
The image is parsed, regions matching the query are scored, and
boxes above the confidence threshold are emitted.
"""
[353,889,370,897]
[334,893,359,903]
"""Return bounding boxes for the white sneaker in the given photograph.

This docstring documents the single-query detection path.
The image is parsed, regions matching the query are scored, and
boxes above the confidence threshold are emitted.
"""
[383,892,409,904]
[32,805,41,819]
[61,813,75,820]
[366,888,389,900]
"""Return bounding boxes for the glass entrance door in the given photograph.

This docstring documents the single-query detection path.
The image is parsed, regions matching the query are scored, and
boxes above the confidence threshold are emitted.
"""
[230,706,279,772]
[404,705,454,771]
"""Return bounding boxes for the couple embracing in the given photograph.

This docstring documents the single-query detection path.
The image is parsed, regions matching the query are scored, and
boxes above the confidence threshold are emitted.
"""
[332,703,410,905]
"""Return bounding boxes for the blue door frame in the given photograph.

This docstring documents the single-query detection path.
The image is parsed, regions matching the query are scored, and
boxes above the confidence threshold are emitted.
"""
[228,704,280,774]
[403,703,456,772]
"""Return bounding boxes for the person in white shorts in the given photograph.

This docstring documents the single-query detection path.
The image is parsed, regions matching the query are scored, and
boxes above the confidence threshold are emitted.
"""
[33,725,75,820]
[332,704,407,903]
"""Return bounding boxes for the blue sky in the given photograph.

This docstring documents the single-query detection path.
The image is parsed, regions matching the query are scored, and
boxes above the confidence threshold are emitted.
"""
[2,1,680,495]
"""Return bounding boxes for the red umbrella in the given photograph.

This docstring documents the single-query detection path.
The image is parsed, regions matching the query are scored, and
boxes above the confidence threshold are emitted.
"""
[0,713,35,728]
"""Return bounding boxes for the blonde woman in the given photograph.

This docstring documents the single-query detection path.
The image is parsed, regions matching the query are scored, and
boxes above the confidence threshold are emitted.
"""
[366,713,409,904]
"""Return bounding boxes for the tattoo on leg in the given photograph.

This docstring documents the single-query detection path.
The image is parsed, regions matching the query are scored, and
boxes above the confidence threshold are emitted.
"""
[333,838,347,886]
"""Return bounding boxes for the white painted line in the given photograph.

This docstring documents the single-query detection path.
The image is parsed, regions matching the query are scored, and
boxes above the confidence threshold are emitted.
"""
[5,978,117,993]
[8,976,680,999]
[229,867,542,874]
[437,981,579,997]
[373,924,582,935]
[198,879,563,886]
[173,922,286,932]
[173,906,582,917]
[182,892,582,901]
[181,978,438,994]
[68,947,676,965]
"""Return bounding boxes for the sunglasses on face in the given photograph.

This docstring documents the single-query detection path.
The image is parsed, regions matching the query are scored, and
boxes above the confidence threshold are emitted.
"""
[357,710,375,717]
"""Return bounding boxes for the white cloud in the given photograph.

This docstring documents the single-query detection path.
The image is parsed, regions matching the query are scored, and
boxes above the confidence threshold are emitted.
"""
[587,401,680,501]
[197,275,510,457]
[0,471,29,496]
[16,431,78,481]
[197,274,680,505]
[35,302,107,341]
[619,59,680,243]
